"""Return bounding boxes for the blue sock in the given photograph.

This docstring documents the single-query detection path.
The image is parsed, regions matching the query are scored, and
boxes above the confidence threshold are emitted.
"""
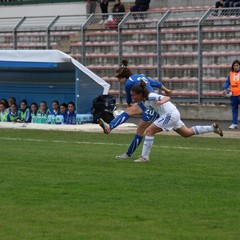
[126,134,143,157]
[109,112,129,131]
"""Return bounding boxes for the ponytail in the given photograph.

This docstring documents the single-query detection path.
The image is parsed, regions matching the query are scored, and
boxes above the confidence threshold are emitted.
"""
[115,59,132,78]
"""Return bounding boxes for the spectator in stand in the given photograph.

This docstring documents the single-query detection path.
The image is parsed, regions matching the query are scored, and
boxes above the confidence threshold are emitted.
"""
[49,100,60,116]
[223,59,240,129]
[66,101,76,124]
[8,97,17,109]
[36,101,50,124]
[0,102,8,122]
[60,102,68,123]
[130,0,151,12]
[7,103,20,122]
[235,0,240,6]
[19,99,31,123]
[223,0,240,7]
[213,0,225,15]
[30,102,38,122]
[86,0,97,14]
[98,0,109,24]
[105,0,125,29]
[0,98,9,112]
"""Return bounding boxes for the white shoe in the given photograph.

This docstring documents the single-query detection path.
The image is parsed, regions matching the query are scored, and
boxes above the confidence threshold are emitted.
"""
[134,156,149,163]
[116,152,131,159]
[229,124,238,129]
[212,123,223,137]
[98,20,104,24]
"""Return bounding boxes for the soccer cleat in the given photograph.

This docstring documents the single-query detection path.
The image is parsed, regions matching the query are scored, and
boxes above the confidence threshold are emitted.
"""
[229,124,238,129]
[133,156,149,163]
[116,152,131,159]
[212,123,223,137]
[98,118,110,134]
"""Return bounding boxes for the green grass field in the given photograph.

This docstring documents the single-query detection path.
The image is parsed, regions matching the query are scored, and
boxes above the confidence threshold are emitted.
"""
[0,128,239,240]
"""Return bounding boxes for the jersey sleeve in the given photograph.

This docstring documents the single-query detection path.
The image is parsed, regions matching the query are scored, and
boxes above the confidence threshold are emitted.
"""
[125,83,133,104]
[146,77,162,89]
[148,92,164,101]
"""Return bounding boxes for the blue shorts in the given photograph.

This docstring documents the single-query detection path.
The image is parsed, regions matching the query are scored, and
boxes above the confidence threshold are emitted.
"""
[138,102,159,122]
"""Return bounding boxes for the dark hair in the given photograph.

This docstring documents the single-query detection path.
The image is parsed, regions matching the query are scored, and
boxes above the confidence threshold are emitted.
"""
[67,101,75,107]
[60,103,67,108]
[121,59,128,67]
[131,79,149,101]
[0,98,9,108]
[52,100,59,105]
[10,103,17,108]
[31,102,38,108]
[115,59,132,78]
[8,97,16,104]
[20,99,28,105]
[231,59,240,72]
[40,101,47,106]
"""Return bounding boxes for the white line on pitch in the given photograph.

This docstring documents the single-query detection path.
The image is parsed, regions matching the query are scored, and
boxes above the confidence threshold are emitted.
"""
[0,137,240,152]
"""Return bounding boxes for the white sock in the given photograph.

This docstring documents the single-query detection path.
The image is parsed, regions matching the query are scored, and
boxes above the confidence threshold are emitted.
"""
[192,125,213,135]
[142,136,155,159]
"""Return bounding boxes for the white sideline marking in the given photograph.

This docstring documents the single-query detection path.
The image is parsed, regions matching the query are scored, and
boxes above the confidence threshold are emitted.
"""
[0,137,240,152]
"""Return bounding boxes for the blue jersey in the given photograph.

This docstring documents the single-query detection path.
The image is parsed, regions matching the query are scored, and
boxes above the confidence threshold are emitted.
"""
[124,74,162,104]
[66,111,76,125]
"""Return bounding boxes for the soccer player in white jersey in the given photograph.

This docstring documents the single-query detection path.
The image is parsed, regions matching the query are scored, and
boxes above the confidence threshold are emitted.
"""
[130,80,223,162]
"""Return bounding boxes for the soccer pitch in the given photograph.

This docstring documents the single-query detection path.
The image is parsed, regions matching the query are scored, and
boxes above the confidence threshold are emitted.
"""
[0,128,239,240]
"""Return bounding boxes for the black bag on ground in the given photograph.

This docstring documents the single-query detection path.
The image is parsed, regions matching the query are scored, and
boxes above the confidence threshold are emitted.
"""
[91,95,116,123]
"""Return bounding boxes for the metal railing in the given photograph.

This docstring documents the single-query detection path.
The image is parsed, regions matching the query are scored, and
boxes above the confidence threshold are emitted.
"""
[0,7,240,104]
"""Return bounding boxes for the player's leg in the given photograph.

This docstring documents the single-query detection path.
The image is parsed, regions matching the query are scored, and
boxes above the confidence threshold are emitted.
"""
[133,123,162,162]
[116,120,151,159]
[134,110,179,163]
[116,106,159,159]
[176,123,223,137]
[99,103,143,134]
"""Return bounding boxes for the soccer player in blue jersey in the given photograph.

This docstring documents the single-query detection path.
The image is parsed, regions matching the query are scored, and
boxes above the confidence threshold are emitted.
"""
[99,60,172,159]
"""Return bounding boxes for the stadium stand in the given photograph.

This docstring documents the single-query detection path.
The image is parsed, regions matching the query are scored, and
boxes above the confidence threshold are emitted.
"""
[0,2,240,105]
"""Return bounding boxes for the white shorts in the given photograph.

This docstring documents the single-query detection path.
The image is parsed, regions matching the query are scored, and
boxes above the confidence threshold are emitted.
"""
[153,109,185,131]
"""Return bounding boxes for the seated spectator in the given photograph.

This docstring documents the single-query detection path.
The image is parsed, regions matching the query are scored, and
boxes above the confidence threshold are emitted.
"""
[30,102,38,122]
[7,103,20,122]
[60,103,68,123]
[130,0,151,12]
[0,98,9,112]
[66,101,76,125]
[213,0,224,15]
[105,0,125,29]
[8,96,17,109]
[37,101,50,116]
[49,100,60,116]
[223,0,240,15]
[0,102,8,122]
[223,0,240,7]
[19,99,31,123]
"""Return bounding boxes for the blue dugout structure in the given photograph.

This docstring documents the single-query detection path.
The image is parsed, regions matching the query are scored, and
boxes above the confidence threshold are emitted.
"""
[0,50,110,113]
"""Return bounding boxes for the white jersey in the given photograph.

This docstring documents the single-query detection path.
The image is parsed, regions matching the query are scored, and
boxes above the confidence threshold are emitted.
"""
[143,93,184,131]
[144,92,177,115]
